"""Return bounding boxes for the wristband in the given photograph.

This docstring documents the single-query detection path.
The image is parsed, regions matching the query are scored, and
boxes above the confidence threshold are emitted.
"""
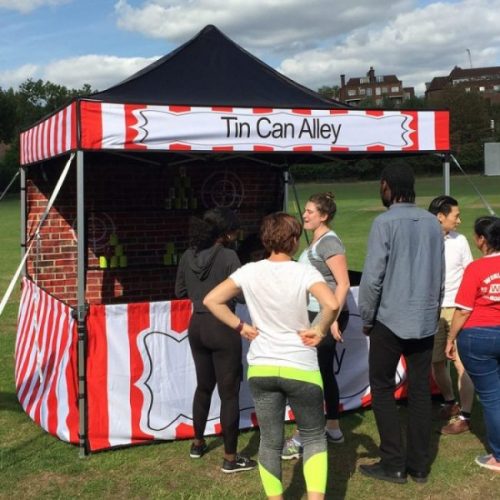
[235,319,244,333]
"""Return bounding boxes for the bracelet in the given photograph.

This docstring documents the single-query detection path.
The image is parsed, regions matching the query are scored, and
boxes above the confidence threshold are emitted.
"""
[235,319,244,333]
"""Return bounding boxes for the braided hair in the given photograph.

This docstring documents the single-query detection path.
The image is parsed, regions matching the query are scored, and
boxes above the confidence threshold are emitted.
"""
[380,164,415,203]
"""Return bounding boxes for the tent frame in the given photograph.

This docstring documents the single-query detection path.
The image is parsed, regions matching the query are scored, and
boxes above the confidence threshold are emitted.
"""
[64,148,452,456]
[16,147,452,457]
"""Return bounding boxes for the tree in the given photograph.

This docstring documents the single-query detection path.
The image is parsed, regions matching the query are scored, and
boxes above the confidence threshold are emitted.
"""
[317,85,340,100]
[357,96,377,108]
[16,79,94,129]
[0,79,96,190]
[430,87,490,148]
[0,87,17,143]
[399,95,429,110]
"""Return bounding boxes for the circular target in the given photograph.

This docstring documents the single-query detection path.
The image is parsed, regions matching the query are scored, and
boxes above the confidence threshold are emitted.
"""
[71,212,116,253]
[201,170,244,208]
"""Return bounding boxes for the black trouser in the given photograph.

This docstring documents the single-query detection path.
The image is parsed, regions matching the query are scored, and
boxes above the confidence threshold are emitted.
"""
[188,312,242,454]
[369,321,434,474]
[310,310,349,420]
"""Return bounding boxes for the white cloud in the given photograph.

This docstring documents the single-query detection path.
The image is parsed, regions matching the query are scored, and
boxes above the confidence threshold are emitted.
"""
[2,0,500,97]
[277,0,500,94]
[0,56,158,92]
[112,0,500,95]
[0,0,69,14]
[41,55,159,91]
[114,0,413,55]
[0,64,39,90]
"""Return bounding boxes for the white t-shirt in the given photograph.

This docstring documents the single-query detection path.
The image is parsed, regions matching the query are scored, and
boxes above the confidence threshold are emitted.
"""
[230,259,325,371]
[442,231,473,307]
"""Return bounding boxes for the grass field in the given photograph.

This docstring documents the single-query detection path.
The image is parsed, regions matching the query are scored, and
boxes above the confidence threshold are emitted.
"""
[1,175,500,499]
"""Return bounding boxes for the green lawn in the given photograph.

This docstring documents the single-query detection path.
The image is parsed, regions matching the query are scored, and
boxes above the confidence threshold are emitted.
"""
[1,175,500,499]
[290,174,500,270]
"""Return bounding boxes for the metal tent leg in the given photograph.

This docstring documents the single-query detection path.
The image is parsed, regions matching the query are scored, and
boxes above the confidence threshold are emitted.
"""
[283,169,289,212]
[20,167,26,274]
[76,150,89,457]
[443,153,450,195]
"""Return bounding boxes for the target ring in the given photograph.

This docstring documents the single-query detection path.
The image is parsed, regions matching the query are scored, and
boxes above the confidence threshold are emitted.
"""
[201,171,244,208]
[71,212,116,253]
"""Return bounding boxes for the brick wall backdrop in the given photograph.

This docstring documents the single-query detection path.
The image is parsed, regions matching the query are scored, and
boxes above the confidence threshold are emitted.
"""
[25,154,284,307]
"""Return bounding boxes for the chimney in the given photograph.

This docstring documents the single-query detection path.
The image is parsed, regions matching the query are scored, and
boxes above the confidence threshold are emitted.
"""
[340,74,346,87]
[368,66,375,83]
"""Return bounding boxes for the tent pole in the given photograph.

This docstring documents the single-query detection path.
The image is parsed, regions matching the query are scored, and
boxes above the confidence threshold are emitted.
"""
[20,167,26,275]
[283,169,289,212]
[76,150,89,457]
[289,171,308,245]
[443,153,451,195]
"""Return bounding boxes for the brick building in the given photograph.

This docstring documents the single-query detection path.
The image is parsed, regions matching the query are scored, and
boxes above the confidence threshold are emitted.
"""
[426,66,500,103]
[338,67,415,106]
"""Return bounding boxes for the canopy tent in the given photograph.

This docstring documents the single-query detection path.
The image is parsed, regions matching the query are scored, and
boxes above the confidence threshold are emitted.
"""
[16,25,450,456]
[20,25,448,164]
[91,24,348,108]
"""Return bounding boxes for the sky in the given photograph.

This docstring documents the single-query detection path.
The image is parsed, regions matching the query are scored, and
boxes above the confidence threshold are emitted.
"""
[0,0,499,97]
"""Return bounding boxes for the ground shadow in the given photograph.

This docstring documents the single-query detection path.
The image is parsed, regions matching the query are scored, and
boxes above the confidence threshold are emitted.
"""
[283,410,379,500]
[431,396,489,459]
[0,391,22,413]
[201,426,260,458]
[238,427,260,458]
[324,411,379,499]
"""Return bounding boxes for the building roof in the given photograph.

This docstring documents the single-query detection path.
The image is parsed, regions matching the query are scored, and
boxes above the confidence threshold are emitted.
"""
[427,65,500,92]
[426,76,449,92]
[449,65,500,81]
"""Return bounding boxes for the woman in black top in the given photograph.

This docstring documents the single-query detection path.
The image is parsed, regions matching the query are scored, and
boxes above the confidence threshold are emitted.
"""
[175,208,256,474]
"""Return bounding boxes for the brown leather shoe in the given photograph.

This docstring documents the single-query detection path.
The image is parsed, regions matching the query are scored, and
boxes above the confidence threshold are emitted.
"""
[439,402,460,420]
[441,417,471,435]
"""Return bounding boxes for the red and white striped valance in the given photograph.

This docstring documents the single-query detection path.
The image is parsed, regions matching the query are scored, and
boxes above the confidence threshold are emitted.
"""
[19,100,450,165]
[20,102,77,165]
[79,101,449,154]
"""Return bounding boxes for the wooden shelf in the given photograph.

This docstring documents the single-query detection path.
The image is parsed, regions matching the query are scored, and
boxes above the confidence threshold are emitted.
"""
[87,265,178,271]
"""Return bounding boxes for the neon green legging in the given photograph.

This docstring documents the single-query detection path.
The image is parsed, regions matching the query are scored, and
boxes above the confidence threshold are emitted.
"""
[248,365,327,496]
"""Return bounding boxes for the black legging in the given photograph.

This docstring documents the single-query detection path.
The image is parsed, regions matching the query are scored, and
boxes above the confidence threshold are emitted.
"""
[188,312,243,454]
[310,310,349,420]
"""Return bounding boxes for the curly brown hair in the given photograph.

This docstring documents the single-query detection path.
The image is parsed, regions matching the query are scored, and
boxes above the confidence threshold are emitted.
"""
[260,212,302,255]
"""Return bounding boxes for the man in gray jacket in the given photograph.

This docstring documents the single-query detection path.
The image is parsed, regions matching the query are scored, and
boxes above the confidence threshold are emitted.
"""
[358,165,444,484]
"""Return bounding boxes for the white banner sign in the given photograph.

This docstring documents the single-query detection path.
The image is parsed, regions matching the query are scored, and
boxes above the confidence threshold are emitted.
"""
[79,102,450,153]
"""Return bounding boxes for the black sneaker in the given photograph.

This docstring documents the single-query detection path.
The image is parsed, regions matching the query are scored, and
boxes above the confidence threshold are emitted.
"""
[189,441,208,458]
[221,455,257,473]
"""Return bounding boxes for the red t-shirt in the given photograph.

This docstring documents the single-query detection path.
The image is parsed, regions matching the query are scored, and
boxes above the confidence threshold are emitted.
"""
[455,253,500,328]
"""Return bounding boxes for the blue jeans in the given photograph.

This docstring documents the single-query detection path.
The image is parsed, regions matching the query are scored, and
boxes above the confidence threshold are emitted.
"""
[457,326,500,460]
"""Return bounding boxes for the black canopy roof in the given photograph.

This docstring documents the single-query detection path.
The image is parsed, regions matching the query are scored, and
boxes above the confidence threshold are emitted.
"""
[91,25,348,109]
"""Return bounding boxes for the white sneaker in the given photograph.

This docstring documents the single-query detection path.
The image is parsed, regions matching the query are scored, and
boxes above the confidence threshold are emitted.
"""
[475,454,500,472]
[325,427,344,444]
[281,438,303,460]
